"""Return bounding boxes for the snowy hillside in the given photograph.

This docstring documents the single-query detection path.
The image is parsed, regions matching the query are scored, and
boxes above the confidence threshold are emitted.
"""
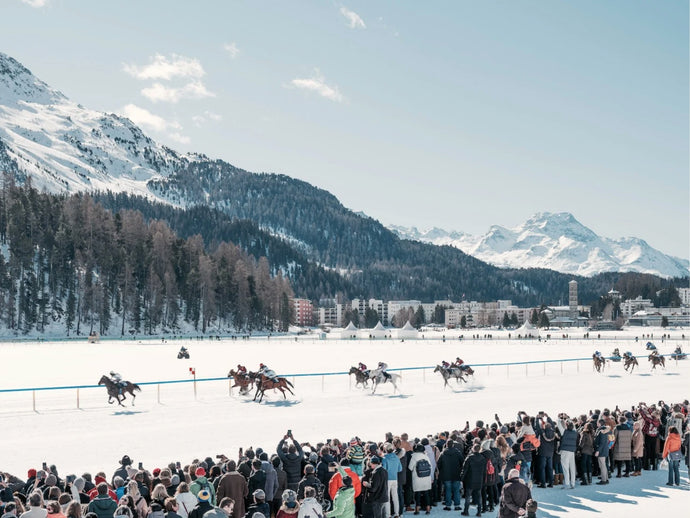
[390,212,690,278]
[0,52,193,199]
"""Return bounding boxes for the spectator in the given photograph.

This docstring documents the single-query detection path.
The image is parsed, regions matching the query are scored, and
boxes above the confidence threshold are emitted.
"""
[296,487,323,518]
[276,490,300,518]
[296,467,321,502]
[381,444,402,518]
[162,498,182,518]
[556,417,577,489]
[498,469,531,518]
[460,443,485,517]
[21,492,47,518]
[325,476,354,518]
[277,437,304,492]
[578,422,595,485]
[45,502,65,518]
[662,426,682,486]
[126,481,149,518]
[271,458,287,518]
[361,457,387,518]
[173,483,196,518]
[613,416,632,478]
[245,490,269,518]
[408,444,432,515]
[593,420,611,485]
[186,490,212,518]
[88,483,117,518]
[215,462,247,518]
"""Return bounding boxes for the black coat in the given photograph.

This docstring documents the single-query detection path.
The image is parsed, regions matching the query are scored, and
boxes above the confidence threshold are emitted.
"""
[248,470,267,496]
[460,452,486,490]
[188,501,214,518]
[277,440,304,485]
[316,453,336,486]
[297,474,322,500]
[437,448,464,482]
[365,467,388,504]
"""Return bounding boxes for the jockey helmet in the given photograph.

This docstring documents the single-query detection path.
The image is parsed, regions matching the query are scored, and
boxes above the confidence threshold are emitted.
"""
[237,364,242,368]
[110,371,115,376]
[260,363,266,368]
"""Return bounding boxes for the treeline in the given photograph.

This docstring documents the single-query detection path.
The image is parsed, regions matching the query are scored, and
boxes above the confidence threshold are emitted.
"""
[0,179,294,336]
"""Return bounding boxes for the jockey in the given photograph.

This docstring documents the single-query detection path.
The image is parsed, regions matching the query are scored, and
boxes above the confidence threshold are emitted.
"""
[358,362,370,376]
[624,351,633,359]
[237,364,247,376]
[259,363,279,383]
[612,347,620,357]
[441,360,451,371]
[674,346,682,354]
[454,357,469,371]
[109,371,127,392]
[377,361,391,380]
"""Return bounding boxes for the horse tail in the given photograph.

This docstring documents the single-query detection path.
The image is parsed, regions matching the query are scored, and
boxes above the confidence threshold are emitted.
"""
[132,384,141,392]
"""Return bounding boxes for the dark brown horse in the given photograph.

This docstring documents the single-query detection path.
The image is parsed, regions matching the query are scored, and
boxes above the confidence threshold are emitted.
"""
[648,353,665,370]
[250,372,295,403]
[228,369,254,395]
[98,375,141,406]
[349,366,370,388]
[593,354,606,373]
[623,354,638,373]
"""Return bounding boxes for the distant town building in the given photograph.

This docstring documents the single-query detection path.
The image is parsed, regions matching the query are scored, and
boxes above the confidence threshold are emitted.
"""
[292,298,314,326]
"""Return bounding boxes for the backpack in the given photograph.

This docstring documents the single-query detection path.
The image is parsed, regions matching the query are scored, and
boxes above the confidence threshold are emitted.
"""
[484,458,496,485]
[415,458,431,478]
[520,434,540,452]
[607,431,616,450]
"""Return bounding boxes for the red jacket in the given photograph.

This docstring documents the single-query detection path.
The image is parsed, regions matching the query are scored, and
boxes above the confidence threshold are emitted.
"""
[328,467,361,500]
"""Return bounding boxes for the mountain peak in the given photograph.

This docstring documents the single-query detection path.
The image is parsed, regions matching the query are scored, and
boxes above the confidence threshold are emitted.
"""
[0,52,66,105]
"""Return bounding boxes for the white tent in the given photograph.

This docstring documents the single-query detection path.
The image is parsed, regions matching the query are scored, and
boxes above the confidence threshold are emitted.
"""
[392,320,419,340]
[358,321,389,339]
[515,320,540,338]
[329,320,358,339]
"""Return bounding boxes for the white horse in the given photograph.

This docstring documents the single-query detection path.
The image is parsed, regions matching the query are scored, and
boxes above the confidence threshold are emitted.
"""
[369,370,401,394]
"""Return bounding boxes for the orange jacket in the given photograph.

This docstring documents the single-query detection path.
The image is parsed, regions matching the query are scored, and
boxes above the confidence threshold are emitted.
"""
[662,432,681,460]
[328,467,361,500]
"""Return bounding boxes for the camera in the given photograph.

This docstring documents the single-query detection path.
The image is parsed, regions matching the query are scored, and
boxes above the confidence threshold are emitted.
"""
[138,462,143,470]
[287,429,292,437]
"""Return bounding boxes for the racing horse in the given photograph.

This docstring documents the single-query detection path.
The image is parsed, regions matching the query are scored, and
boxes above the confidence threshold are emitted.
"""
[349,366,370,388]
[177,350,190,359]
[250,372,295,403]
[228,369,254,395]
[433,365,466,388]
[98,375,141,406]
[648,353,665,370]
[623,354,638,373]
[369,370,401,394]
[592,354,606,373]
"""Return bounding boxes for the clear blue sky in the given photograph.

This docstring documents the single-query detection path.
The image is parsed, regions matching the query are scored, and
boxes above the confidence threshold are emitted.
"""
[2,0,688,258]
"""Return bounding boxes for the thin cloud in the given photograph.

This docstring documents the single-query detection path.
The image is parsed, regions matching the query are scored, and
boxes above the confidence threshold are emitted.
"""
[223,42,240,59]
[290,69,344,102]
[141,81,215,103]
[340,6,366,29]
[21,0,49,7]
[123,53,205,81]
[192,111,223,127]
[120,104,181,132]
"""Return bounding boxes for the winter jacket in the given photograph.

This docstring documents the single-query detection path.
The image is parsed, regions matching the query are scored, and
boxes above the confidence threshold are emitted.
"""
[345,446,365,475]
[247,470,266,499]
[187,502,213,518]
[662,432,682,460]
[407,452,432,492]
[261,461,278,502]
[328,468,361,500]
[277,440,305,485]
[504,453,524,476]
[246,502,270,518]
[639,407,660,437]
[174,492,198,518]
[593,426,611,457]
[437,447,463,482]
[558,429,578,453]
[88,495,118,518]
[381,453,402,482]
[273,467,288,506]
[632,421,644,458]
[498,477,531,518]
[326,486,355,518]
[536,425,556,458]
[297,474,322,501]
[215,472,248,518]
[316,454,336,487]
[613,424,633,461]
[363,466,387,505]
[297,498,324,518]
[189,477,215,507]
[579,432,594,456]
[460,452,486,491]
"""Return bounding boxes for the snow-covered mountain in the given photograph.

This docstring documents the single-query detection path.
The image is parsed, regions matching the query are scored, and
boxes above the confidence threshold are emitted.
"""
[0,52,200,199]
[390,212,690,278]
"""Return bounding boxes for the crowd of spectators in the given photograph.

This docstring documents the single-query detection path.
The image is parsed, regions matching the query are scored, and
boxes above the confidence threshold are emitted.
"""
[1,400,687,518]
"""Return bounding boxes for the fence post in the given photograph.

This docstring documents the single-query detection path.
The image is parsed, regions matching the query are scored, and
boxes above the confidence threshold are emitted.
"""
[423,368,425,383]
[543,362,546,376]
[577,360,579,373]
[322,375,325,392]
[77,388,80,409]
[229,379,232,397]
[33,390,36,412]
[561,362,563,375]
[507,365,509,378]
[157,384,161,404]
[525,363,528,376]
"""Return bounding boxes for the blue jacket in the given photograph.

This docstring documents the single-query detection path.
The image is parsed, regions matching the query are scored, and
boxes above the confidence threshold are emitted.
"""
[382,452,402,481]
